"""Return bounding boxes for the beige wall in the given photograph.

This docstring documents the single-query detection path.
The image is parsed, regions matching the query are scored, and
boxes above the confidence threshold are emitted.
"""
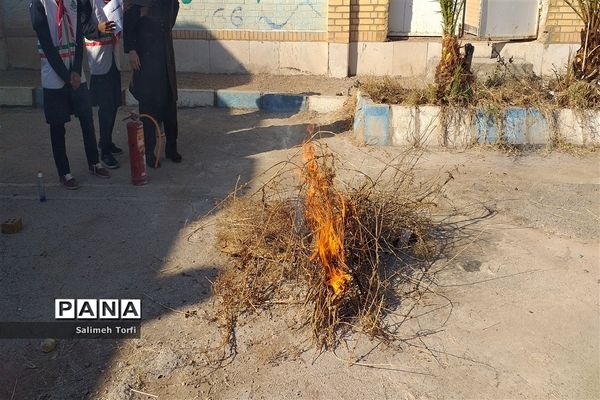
[0,0,583,76]
[464,0,481,34]
[545,0,584,43]
[328,0,389,43]
[2,0,33,38]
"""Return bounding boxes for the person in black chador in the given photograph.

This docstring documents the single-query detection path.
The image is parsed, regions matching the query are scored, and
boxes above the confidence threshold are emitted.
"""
[123,0,181,167]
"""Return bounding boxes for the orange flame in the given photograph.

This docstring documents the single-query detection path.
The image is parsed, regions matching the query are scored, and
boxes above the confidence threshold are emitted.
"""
[302,141,351,296]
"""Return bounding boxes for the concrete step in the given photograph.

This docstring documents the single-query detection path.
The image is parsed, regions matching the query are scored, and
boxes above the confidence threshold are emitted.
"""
[0,85,348,113]
[0,70,354,111]
[426,56,534,80]
[471,57,535,77]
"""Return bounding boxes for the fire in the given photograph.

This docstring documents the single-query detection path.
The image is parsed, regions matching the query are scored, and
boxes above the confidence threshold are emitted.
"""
[302,141,351,296]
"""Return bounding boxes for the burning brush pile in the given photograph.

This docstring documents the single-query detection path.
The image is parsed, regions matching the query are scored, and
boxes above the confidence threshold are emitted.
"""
[214,139,448,351]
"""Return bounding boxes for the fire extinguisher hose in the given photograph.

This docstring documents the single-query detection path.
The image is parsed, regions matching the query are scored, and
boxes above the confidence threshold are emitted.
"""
[123,112,164,169]
[139,113,163,169]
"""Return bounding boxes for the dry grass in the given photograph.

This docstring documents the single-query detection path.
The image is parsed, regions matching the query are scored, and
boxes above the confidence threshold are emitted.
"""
[359,76,437,106]
[360,62,600,110]
[212,141,453,352]
[475,60,600,111]
[335,89,359,131]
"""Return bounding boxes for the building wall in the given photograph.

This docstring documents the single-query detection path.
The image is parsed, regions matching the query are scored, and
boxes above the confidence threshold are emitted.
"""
[328,0,351,43]
[545,0,585,43]
[464,0,481,35]
[2,0,31,38]
[174,0,388,43]
[349,0,389,42]
[327,0,389,44]
[0,0,584,76]
[176,0,327,32]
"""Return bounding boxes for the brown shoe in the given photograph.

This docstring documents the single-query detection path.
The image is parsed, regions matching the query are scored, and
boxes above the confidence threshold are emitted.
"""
[59,174,80,190]
[90,163,110,178]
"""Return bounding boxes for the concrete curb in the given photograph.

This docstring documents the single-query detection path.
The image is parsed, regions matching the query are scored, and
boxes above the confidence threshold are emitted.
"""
[177,89,214,108]
[0,87,35,106]
[215,90,261,110]
[0,86,346,114]
[355,94,600,147]
[126,89,347,113]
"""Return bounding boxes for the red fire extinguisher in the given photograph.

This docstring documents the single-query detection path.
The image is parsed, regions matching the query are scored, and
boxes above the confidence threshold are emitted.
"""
[123,112,163,186]
[126,119,148,186]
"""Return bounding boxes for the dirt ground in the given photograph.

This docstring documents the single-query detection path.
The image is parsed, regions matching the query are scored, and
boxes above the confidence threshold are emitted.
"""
[0,70,356,96]
[0,106,599,400]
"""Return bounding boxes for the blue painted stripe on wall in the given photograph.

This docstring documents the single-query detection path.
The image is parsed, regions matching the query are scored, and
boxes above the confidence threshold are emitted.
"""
[363,103,391,145]
[261,94,307,113]
[216,90,261,109]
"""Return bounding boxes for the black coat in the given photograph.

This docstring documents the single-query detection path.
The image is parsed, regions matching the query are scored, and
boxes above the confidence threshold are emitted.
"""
[123,0,179,105]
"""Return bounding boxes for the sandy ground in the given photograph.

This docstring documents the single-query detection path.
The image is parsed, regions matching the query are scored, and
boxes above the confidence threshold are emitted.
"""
[0,107,599,400]
[0,70,356,96]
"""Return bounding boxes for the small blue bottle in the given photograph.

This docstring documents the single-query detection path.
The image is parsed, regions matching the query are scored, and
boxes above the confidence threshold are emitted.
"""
[37,171,46,202]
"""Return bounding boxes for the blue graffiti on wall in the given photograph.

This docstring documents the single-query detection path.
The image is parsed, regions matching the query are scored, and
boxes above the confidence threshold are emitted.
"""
[259,0,321,30]
[179,0,324,31]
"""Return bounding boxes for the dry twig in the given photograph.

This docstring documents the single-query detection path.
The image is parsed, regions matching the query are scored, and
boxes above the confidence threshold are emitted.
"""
[210,138,456,353]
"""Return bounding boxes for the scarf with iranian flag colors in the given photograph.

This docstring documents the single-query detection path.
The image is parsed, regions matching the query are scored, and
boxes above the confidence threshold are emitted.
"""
[37,0,79,88]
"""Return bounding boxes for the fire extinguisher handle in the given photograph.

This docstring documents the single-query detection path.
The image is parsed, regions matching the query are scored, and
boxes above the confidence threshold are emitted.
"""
[122,111,139,122]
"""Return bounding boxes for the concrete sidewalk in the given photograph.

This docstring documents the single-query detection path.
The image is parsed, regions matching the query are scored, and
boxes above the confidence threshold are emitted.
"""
[0,70,354,112]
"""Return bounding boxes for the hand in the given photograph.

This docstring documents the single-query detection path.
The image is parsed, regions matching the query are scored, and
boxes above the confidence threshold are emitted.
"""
[98,21,116,34]
[129,50,141,71]
[70,72,81,90]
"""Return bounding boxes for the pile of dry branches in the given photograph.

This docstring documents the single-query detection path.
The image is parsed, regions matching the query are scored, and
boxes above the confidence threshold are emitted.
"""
[213,139,450,351]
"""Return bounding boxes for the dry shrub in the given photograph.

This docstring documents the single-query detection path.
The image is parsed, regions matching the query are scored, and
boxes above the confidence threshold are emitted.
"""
[214,196,308,351]
[360,76,437,106]
[565,0,599,82]
[475,59,600,111]
[546,70,600,109]
[334,89,359,132]
[359,63,600,111]
[213,142,450,351]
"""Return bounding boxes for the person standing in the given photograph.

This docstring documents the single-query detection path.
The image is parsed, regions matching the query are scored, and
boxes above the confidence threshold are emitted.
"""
[123,0,181,168]
[31,0,110,190]
[81,0,123,169]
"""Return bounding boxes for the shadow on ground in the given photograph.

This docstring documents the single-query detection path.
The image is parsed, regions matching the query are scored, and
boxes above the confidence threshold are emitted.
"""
[0,105,342,399]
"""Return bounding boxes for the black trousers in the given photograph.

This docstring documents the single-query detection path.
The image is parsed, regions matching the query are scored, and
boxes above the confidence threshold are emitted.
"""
[138,94,178,163]
[44,85,99,177]
[90,62,122,155]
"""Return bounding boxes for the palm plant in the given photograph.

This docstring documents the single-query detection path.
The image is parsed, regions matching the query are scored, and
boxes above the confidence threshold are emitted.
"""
[435,0,472,103]
[565,0,599,81]
[440,0,465,36]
